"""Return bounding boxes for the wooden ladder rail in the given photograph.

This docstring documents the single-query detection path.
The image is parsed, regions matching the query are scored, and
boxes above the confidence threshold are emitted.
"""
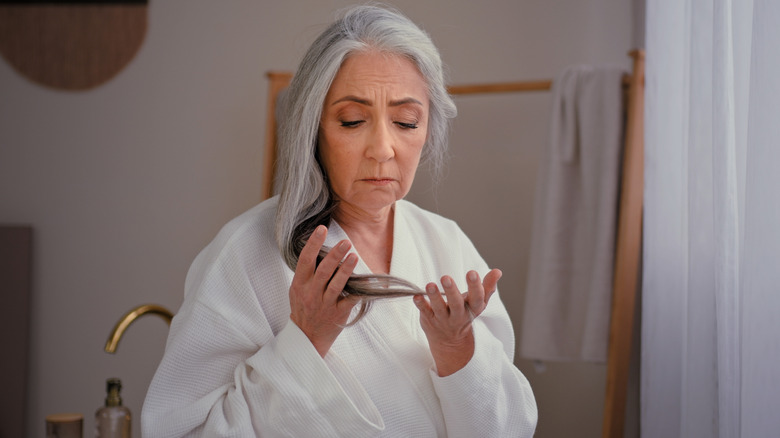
[602,49,645,438]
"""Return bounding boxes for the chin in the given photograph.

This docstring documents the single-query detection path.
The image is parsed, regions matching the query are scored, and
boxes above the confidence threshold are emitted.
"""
[355,193,401,211]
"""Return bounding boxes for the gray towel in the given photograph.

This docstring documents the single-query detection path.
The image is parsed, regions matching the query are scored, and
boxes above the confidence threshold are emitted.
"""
[520,65,626,363]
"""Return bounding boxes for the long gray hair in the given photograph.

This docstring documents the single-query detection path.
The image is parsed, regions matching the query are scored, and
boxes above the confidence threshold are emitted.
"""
[274,5,457,322]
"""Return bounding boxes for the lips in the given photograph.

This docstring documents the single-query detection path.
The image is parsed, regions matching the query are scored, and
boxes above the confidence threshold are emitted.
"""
[360,177,396,185]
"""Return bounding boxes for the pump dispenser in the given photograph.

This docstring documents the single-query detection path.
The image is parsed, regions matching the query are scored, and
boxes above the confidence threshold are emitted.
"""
[94,378,131,438]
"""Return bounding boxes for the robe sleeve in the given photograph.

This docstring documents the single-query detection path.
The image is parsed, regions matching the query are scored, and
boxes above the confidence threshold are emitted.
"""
[429,226,538,438]
[431,295,537,437]
[141,224,384,438]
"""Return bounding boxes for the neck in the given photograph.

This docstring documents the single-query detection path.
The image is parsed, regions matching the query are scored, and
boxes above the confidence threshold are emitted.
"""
[334,202,395,275]
[333,202,394,234]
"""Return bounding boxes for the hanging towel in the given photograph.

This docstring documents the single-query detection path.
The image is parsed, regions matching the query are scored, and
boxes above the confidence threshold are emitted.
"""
[520,65,626,363]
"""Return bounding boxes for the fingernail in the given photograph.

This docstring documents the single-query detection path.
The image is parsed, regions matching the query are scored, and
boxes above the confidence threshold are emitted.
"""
[468,271,477,282]
[426,284,437,294]
[442,277,452,288]
[315,226,325,237]
[338,240,350,250]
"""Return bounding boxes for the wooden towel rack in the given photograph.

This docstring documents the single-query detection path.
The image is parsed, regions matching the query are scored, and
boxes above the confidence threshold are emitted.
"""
[262,49,645,438]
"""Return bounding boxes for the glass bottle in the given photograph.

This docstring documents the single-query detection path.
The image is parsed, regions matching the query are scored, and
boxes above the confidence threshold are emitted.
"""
[94,378,131,438]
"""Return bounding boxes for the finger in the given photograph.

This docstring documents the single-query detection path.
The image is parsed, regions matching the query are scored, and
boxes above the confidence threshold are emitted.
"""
[323,253,358,303]
[464,270,485,312]
[426,283,448,316]
[297,225,327,276]
[413,294,433,319]
[338,292,361,310]
[333,286,362,319]
[313,239,352,284]
[482,269,503,303]
[441,276,465,317]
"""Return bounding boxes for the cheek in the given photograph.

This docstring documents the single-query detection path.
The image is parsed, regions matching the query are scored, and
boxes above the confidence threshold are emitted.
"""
[319,130,342,168]
[404,133,426,166]
[398,140,425,188]
[318,132,359,189]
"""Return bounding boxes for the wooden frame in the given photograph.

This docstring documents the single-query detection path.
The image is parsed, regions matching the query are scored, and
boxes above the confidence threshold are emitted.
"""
[601,49,644,438]
[262,50,645,438]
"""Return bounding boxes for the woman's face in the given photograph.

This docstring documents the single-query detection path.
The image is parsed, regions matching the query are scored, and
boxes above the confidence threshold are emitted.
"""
[319,51,429,217]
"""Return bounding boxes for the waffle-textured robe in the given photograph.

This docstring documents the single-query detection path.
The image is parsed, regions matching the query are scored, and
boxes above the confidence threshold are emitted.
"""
[142,196,537,437]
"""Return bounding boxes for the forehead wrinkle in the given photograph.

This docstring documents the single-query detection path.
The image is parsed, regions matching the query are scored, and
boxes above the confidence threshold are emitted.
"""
[331,95,372,106]
[330,95,423,107]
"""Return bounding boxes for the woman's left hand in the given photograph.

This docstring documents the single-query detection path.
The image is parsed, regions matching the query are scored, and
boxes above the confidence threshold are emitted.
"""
[413,269,502,376]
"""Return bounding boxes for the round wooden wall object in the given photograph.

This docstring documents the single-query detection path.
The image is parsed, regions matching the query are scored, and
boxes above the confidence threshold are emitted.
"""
[0,1,148,91]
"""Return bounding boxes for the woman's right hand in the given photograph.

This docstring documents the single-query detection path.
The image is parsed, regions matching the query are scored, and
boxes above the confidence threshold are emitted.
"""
[289,225,359,357]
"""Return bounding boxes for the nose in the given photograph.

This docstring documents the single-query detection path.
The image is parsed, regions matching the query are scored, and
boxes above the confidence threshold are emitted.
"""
[365,120,395,163]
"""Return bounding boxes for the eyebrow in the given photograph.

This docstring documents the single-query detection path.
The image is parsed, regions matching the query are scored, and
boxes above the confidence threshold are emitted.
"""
[331,95,424,107]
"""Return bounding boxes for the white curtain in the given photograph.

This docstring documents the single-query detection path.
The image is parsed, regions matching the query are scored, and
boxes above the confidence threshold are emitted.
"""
[643,0,780,436]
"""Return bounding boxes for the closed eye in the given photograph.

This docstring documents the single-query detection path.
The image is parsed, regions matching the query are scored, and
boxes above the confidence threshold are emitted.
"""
[340,120,364,128]
[395,121,418,129]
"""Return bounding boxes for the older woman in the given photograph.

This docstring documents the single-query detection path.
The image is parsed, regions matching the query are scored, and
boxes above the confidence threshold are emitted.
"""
[143,5,536,437]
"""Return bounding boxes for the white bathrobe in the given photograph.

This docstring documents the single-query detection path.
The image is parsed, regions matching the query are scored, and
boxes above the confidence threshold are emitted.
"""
[142,196,537,437]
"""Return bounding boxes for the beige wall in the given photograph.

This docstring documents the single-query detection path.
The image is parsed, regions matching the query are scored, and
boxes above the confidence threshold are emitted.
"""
[0,1,639,436]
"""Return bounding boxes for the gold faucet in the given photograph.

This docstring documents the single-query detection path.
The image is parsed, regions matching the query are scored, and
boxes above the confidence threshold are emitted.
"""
[104,304,174,354]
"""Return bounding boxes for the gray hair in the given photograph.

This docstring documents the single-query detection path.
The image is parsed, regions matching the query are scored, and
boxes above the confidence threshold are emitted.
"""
[274,5,457,320]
